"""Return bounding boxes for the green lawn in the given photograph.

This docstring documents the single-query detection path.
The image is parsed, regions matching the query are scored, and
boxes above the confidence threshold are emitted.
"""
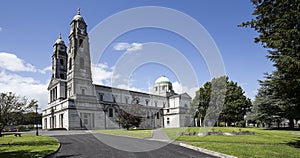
[94,129,153,138]
[0,134,60,158]
[162,127,300,158]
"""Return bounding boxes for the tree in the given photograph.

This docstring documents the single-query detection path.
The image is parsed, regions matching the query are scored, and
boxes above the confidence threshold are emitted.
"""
[192,76,251,127]
[240,0,300,128]
[117,109,141,130]
[219,81,252,127]
[190,81,211,126]
[247,80,284,127]
[0,92,37,135]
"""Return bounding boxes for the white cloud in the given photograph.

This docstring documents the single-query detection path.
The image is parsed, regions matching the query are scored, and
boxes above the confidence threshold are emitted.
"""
[92,63,115,85]
[0,70,48,110]
[116,84,143,92]
[39,66,52,74]
[172,81,198,98]
[113,42,143,53]
[0,52,37,72]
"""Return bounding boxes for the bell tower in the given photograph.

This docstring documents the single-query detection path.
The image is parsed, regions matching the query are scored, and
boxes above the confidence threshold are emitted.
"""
[52,34,67,80]
[67,8,95,99]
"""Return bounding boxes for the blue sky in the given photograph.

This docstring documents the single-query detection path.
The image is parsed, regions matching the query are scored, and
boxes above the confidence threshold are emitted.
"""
[0,1,274,110]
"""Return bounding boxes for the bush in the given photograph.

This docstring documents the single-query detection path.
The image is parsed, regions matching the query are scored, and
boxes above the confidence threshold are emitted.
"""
[17,125,26,132]
[28,125,34,130]
[236,121,246,127]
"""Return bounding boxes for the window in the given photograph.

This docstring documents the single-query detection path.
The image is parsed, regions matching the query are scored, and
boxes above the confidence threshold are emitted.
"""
[125,96,129,104]
[44,118,47,129]
[167,118,170,124]
[147,111,150,119]
[80,58,84,69]
[60,59,64,65]
[79,39,83,47]
[167,109,170,113]
[145,99,149,106]
[163,102,166,108]
[156,112,160,119]
[60,73,65,79]
[155,101,158,107]
[82,89,85,95]
[99,93,103,101]
[108,108,113,117]
[112,95,117,102]
[69,58,72,70]
[60,114,64,128]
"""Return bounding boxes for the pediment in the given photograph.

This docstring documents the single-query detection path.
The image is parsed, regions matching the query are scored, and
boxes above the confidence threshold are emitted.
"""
[47,78,59,90]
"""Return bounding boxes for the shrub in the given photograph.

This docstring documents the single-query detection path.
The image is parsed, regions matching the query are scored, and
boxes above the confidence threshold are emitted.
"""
[17,125,26,132]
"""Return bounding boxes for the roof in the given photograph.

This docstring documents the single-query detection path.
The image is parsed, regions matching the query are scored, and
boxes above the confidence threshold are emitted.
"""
[155,75,171,84]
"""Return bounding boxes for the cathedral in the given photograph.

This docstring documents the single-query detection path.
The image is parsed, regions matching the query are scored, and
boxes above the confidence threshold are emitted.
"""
[42,9,192,130]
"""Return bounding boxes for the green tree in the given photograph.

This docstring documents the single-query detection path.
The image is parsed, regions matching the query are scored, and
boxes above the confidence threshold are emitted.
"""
[191,81,211,126]
[219,81,252,127]
[117,109,141,130]
[247,80,284,127]
[192,76,250,127]
[240,0,300,128]
[0,92,37,135]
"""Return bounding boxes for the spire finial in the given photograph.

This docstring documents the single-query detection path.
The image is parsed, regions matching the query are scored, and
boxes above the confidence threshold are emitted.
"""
[77,8,81,15]
[58,33,62,39]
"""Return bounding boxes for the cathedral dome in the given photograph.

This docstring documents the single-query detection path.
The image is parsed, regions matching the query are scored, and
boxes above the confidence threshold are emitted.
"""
[155,76,171,84]
[73,8,84,21]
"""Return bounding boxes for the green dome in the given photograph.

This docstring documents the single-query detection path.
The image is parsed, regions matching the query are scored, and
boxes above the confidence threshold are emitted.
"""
[155,76,171,84]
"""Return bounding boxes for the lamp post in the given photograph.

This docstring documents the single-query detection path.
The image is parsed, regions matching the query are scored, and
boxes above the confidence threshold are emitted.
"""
[35,104,39,136]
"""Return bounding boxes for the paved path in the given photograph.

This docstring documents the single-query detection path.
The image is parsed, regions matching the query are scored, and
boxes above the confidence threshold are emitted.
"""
[150,128,170,141]
[47,132,216,158]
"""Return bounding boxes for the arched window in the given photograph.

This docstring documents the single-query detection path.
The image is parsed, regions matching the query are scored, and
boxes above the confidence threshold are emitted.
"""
[60,73,64,79]
[108,108,113,117]
[60,59,64,65]
[80,58,84,69]
[79,39,83,48]
[69,58,72,70]
[147,111,150,119]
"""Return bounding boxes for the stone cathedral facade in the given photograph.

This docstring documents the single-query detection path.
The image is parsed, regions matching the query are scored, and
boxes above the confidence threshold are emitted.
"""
[42,9,192,130]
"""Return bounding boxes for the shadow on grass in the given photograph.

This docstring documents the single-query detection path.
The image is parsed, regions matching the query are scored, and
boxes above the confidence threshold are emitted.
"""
[0,140,58,146]
[287,138,300,148]
[45,154,82,158]
[263,127,300,131]
[0,150,55,158]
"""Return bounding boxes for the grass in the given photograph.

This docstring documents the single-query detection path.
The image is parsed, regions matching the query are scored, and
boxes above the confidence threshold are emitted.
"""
[162,127,300,158]
[94,129,153,138]
[0,134,60,158]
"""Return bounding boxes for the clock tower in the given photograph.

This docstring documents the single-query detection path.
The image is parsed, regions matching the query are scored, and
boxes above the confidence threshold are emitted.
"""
[52,34,67,80]
[67,8,96,100]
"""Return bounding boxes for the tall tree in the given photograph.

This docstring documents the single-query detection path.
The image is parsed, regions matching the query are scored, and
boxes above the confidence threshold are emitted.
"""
[247,79,284,127]
[219,81,252,127]
[192,76,251,127]
[0,92,37,135]
[240,0,300,127]
[190,81,211,126]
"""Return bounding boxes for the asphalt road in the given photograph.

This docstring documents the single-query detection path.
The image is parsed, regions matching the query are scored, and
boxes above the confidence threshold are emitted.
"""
[48,132,216,158]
